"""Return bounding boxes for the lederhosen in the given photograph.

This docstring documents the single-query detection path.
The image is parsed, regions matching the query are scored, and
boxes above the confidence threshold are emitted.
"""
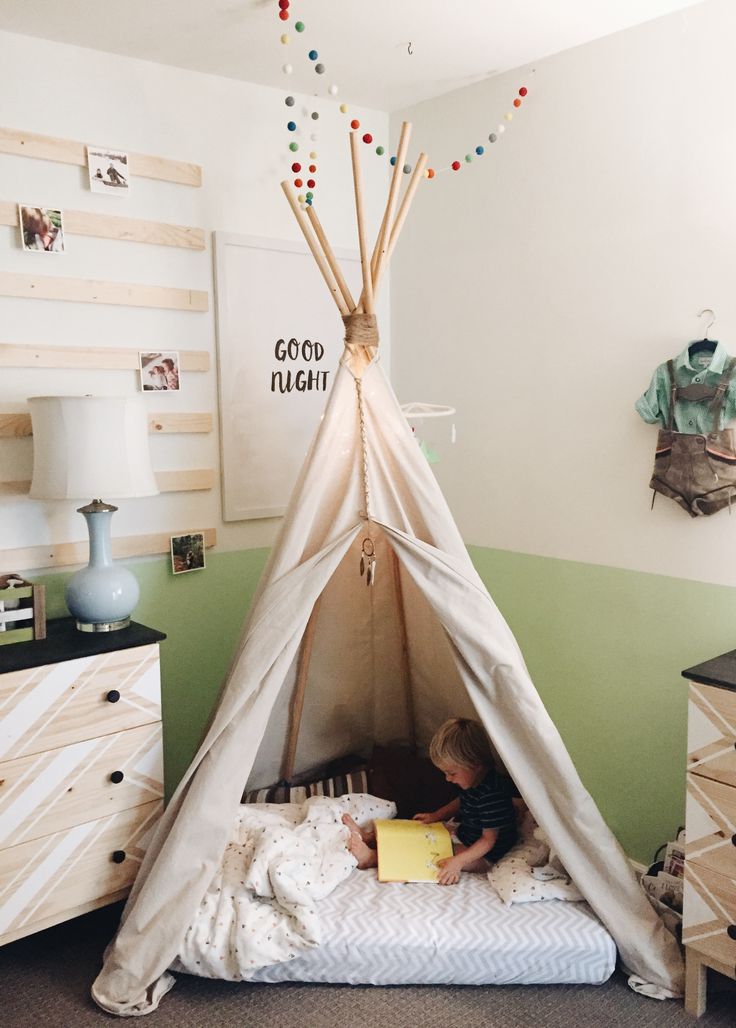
[650,357,736,517]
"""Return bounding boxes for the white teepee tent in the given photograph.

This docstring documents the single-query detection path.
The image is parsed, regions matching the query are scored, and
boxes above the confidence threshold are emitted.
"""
[92,128,684,1015]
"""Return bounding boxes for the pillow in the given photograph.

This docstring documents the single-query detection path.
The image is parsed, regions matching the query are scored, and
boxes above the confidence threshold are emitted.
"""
[487,816,584,906]
[367,745,457,818]
[243,767,369,805]
[336,792,397,828]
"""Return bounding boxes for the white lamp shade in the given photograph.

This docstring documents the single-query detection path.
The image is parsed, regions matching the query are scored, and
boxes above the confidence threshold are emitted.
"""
[28,395,159,500]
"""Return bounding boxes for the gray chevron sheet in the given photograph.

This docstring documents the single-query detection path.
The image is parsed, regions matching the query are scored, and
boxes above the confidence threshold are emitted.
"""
[247,869,617,986]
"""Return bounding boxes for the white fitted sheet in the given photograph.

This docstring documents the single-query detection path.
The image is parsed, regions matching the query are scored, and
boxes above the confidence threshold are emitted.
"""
[247,867,617,986]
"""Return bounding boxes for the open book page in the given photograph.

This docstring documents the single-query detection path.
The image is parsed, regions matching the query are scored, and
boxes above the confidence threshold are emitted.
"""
[375,819,453,883]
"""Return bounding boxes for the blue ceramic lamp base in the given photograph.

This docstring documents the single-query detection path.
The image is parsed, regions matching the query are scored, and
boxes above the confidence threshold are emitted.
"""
[66,501,140,633]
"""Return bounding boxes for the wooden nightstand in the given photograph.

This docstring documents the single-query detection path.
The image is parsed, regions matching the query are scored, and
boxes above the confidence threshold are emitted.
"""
[0,619,166,946]
[681,651,736,1016]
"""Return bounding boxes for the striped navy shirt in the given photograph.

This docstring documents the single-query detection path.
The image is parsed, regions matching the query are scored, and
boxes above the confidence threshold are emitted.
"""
[457,770,518,859]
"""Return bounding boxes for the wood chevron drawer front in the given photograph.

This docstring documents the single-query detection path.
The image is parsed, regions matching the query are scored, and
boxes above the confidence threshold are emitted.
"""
[683,863,736,967]
[0,799,162,946]
[687,682,736,788]
[0,620,166,946]
[682,657,736,1016]
[0,722,163,849]
[0,643,162,760]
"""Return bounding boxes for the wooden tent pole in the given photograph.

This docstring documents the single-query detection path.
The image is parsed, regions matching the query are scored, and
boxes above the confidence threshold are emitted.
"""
[391,549,417,751]
[349,131,374,315]
[373,152,428,299]
[371,122,413,287]
[357,122,412,314]
[306,205,355,312]
[281,596,322,783]
[280,182,350,317]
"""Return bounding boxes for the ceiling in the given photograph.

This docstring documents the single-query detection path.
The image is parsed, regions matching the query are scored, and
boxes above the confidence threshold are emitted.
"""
[0,0,704,110]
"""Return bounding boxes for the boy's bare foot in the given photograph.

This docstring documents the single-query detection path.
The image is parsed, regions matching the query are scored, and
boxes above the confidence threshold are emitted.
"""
[342,814,378,869]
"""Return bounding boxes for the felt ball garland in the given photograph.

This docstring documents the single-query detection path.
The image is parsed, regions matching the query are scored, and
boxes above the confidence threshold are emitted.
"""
[277,4,531,204]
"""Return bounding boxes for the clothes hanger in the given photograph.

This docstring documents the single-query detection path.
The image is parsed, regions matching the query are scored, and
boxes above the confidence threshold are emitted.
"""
[688,308,717,358]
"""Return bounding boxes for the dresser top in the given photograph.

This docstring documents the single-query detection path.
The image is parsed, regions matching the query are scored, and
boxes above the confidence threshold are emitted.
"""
[0,618,166,674]
[682,649,736,691]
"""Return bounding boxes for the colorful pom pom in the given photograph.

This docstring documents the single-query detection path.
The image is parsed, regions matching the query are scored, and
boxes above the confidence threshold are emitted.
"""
[289,142,299,152]
[280,34,289,44]
[283,63,292,74]
[519,86,527,96]
[350,119,360,130]
[504,112,513,121]
[488,133,497,143]
[308,50,318,61]
[329,84,338,96]
[464,154,473,163]
[287,121,296,131]
[285,95,295,106]
[403,163,411,174]
[294,178,303,187]
[306,191,313,200]
[315,63,325,74]
[513,98,521,108]
[390,156,397,166]
[426,168,435,179]
[278,0,289,8]
[311,111,319,120]
[376,145,385,156]
[279,9,289,20]
[362,133,373,144]
[475,145,484,155]
[295,21,305,31]
[452,160,461,171]
[339,103,348,113]
[307,179,315,188]
[291,163,301,172]
[309,164,316,173]
[309,150,317,158]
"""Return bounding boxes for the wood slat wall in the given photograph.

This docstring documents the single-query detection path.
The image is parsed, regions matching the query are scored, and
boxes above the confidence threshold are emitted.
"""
[0,528,217,572]
[0,343,210,371]
[1,202,206,251]
[0,411,213,437]
[0,272,208,312]
[0,127,202,187]
[0,469,215,496]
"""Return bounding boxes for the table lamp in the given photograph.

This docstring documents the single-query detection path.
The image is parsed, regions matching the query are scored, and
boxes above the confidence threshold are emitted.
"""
[28,395,159,632]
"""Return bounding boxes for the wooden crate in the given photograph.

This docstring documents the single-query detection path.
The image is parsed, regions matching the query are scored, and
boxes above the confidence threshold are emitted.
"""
[0,575,46,645]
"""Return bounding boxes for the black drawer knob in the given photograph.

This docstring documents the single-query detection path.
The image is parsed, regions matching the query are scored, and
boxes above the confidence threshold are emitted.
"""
[110,770,124,784]
[106,690,121,703]
[111,850,126,864]
[732,833,736,847]
[727,925,736,941]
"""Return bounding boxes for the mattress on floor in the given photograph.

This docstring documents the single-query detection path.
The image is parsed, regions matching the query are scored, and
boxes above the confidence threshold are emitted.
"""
[247,868,617,986]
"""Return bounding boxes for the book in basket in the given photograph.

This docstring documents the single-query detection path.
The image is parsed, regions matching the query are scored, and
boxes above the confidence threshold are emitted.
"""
[375,819,453,883]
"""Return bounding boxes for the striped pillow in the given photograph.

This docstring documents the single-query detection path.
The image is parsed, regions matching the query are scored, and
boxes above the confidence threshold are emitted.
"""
[243,768,368,805]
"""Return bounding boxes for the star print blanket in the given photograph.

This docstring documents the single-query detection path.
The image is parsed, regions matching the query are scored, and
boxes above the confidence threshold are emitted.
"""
[172,793,396,980]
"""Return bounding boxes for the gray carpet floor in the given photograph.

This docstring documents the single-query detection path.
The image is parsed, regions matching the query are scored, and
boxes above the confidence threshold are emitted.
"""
[1,902,734,1027]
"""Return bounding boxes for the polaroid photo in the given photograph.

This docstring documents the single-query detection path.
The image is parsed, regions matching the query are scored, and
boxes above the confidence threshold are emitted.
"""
[139,351,181,392]
[87,146,130,194]
[171,533,206,575]
[18,205,65,253]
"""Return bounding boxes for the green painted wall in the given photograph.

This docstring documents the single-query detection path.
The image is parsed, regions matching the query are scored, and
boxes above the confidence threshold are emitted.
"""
[36,543,735,865]
[468,546,736,865]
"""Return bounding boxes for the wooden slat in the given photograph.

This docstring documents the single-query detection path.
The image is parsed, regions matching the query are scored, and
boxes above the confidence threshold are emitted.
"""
[0,272,208,312]
[0,126,202,187]
[0,527,216,572]
[0,200,206,250]
[0,411,213,437]
[0,343,209,371]
[0,468,214,496]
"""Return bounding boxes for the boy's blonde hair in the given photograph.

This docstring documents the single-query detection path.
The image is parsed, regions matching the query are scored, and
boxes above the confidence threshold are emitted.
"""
[429,717,494,770]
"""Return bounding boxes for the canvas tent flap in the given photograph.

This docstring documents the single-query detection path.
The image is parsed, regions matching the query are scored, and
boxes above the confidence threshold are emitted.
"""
[92,357,683,1015]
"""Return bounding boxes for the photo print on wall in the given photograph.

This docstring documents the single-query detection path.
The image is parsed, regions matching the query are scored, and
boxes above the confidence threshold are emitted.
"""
[140,351,181,391]
[170,533,206,575]
[87,147,130,194]
[18,206,65,253]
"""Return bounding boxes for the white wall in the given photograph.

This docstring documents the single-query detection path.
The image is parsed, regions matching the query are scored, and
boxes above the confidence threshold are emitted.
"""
[0,30,389,563]
[391,0,736,586]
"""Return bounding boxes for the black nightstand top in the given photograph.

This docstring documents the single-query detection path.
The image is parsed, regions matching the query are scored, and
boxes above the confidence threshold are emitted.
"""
[0,618,166,674]
[682,649,736,692]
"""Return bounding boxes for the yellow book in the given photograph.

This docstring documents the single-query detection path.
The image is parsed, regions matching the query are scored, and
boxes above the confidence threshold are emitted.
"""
[375,819,453,883]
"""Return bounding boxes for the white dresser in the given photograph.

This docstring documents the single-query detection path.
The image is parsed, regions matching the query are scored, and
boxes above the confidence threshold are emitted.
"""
[681,653,736,1016]
[0,619,165,946]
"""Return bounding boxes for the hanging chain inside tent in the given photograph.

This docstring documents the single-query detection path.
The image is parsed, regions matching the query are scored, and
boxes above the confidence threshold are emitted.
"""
[355,377,377,586]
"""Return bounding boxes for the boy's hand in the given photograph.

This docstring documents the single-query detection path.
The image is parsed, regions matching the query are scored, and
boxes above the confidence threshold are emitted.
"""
[436,856,463,886]
[412,812,436,824]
